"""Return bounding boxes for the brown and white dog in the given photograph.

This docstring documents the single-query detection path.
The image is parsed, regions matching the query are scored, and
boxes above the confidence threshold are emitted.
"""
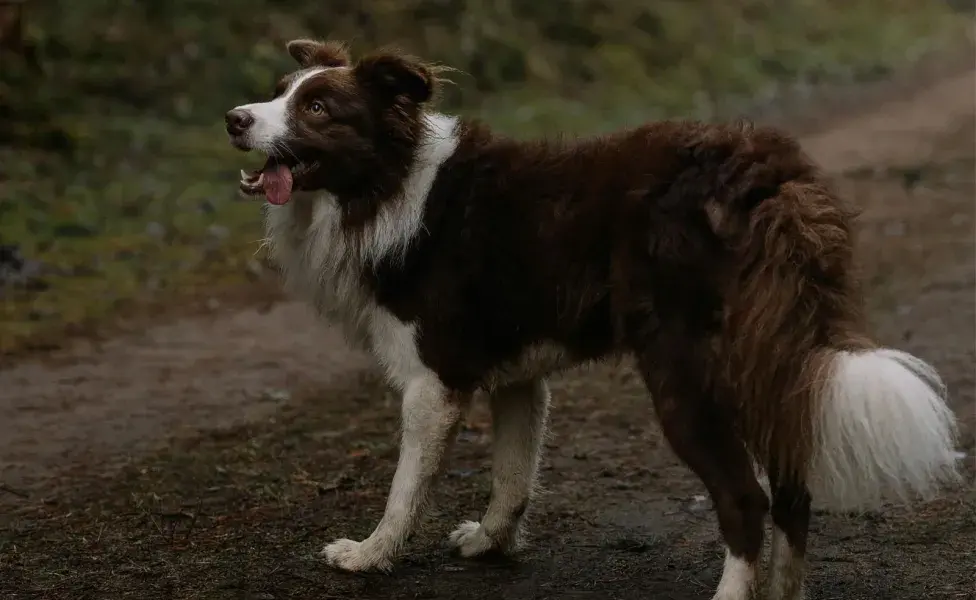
[225,40,960,600]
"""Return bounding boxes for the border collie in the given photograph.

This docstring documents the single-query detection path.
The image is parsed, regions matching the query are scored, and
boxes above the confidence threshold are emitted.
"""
[224,40,960,600]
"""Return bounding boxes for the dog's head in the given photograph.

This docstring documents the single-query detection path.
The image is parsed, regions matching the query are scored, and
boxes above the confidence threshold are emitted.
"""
[227,40,437,205]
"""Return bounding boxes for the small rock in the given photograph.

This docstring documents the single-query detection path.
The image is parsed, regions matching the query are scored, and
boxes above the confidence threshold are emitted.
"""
[206,298,220,311]
[261,389,291,403]
[688,494,712,512]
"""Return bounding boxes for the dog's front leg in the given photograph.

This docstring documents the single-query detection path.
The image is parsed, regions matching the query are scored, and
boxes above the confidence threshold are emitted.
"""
[322,376,464,572]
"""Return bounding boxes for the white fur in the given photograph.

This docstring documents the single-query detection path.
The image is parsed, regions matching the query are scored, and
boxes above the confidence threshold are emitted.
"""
[232,67,328,153]
[807,348,960,511]
[483,342,572,391]
[712,550,756,600]
[767,527,806,600]
[263,112,461,571]
[323,374,463,571]
[450,379,551,556]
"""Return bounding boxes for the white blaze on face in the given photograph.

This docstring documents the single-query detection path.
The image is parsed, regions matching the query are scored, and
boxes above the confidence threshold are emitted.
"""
[231,67,327,153]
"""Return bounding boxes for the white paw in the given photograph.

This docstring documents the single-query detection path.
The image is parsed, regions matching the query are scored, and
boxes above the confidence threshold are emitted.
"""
[320,538,394,573]
[448,520,519,558]
[711,552,757,600]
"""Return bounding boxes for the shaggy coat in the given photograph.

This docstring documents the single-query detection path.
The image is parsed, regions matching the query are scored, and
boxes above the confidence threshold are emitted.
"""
[225,40,960,600]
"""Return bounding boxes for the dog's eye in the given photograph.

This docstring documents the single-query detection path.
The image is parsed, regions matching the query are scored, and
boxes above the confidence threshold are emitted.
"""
[308,101,326,116]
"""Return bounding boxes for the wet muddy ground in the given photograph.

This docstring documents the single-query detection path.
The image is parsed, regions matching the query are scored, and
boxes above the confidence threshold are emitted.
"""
[1,69,974,600]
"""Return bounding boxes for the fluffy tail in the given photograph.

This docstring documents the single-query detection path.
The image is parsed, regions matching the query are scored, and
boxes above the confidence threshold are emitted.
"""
[805,348,961,511]
[708,127,962,510]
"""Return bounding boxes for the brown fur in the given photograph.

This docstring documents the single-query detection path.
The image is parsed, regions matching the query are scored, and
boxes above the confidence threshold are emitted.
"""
[369,115,869,570]
[225,40,940,593]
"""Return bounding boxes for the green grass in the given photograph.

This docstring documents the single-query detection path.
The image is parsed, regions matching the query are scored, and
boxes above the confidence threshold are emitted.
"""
[0,0,970,353]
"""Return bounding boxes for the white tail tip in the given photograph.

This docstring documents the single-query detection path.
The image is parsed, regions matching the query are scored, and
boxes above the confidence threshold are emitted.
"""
[808,348,961,511]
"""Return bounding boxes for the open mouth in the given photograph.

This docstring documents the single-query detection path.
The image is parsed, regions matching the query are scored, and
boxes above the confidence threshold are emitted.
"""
[239,156,320,205]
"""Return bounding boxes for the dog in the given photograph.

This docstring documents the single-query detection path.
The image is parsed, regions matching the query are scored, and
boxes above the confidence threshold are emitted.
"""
[224,39,961,600]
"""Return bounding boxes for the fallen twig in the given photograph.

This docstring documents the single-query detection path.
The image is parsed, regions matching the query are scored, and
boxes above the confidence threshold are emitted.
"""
[0,483,29,498]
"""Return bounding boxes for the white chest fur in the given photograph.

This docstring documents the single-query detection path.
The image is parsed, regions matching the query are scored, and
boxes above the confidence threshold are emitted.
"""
[264,195,373,341]
[261,113,460,390]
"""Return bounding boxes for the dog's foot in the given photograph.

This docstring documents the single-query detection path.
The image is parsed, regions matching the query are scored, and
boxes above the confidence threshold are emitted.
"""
[448,520,520,558]
[710,553,758,600]
[320,538,394,572]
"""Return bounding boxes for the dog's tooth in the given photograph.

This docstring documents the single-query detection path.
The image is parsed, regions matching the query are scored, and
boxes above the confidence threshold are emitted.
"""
[240,169,249,179]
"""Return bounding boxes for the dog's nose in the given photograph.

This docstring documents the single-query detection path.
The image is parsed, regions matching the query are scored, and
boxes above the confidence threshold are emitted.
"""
[225,109,255,136]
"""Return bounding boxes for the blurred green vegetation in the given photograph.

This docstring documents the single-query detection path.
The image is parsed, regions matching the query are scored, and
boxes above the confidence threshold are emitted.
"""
[0,0,970,352]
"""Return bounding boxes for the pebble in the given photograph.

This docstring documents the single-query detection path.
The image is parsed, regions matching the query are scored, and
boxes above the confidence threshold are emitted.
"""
[441,565,465,572]
[687,494,712,512]
[261,389,291,403]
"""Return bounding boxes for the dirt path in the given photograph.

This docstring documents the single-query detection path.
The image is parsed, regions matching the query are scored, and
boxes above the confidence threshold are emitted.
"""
[0,303,371,493]
[802,70,975,172]
[1,69,974,600]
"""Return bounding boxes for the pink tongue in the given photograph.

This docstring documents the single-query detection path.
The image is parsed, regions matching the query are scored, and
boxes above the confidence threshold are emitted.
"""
[263,164,294,205]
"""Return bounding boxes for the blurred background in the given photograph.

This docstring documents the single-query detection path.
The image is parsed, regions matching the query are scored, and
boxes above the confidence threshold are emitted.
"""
[0,0,971,354]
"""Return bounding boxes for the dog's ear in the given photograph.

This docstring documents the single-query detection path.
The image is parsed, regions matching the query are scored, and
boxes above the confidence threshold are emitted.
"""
[354,51,433,104]
[286,39,350,69]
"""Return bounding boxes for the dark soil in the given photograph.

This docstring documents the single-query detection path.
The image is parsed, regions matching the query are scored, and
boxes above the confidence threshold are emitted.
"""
[1,70,974,600]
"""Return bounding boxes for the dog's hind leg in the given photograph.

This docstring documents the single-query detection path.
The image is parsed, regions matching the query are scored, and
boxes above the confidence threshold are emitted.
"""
[450,378,551,557]
[765,464,811,600]
[636,350,769,600]
[322,375,466,572]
